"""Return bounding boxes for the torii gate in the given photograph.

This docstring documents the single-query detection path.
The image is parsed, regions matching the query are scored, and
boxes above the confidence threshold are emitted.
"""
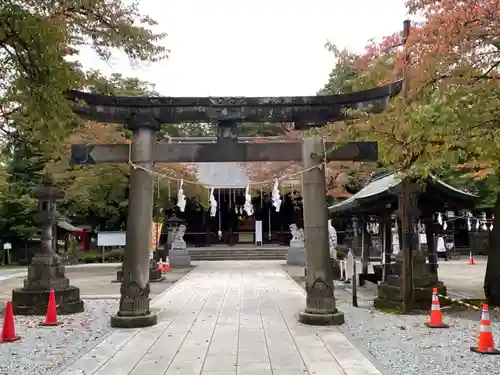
[68,80,402,328]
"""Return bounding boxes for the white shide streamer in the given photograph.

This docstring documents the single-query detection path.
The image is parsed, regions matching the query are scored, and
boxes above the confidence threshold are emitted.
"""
[272,179,282,212]
[244,185,254,216]
[209,188,217,217]
[177,179,187,212]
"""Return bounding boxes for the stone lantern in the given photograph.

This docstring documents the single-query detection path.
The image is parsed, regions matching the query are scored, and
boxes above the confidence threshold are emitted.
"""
[12,176,84,315]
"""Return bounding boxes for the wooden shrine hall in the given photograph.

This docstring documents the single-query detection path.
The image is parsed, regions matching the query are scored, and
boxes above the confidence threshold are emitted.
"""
[328,171,477,309]
[162,180,304,247]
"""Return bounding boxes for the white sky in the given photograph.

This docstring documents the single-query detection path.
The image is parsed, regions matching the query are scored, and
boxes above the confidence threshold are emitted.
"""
[79,0,408,97]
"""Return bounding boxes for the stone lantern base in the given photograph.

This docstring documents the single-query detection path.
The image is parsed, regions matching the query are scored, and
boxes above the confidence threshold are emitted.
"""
[12,261,84,315]
[373,256,449,311]
[373,276,448,311]
[114,260,165,283]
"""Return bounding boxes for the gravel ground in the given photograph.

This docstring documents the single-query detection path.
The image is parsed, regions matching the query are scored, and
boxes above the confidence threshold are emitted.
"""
[284,269,500,375]
[0,299,118,375]
[336,294,500,375]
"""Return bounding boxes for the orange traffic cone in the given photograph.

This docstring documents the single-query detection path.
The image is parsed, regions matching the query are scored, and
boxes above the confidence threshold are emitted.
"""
[471,304,500,354]
[468,252,475,265]
[41,290,60,326]
[1,301,21,343]
[164,257,170,273]
[157,258,164,272]
[425,288,449,328]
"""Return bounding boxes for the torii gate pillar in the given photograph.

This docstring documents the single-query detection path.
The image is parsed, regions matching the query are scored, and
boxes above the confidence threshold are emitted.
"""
[299,136,345,326]
[110,122,158,328]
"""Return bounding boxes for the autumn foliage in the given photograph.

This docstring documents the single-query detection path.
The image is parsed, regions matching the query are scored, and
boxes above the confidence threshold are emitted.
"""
[328,0,499,176]
[49,121,198,200]
[336,0,500,305]
[360,1,499,89]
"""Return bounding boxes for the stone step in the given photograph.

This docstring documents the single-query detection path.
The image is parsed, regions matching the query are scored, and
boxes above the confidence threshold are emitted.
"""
[189,252,287,260]
[188,250,288,254]
[191,255,286,261]
[190,252,287,257]
[190,252,287,256]
[185,247,289,261]
[189,251,288,255]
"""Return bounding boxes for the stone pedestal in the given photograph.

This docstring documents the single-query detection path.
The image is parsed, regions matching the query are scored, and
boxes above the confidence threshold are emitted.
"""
[110,278,157,328]
[374,254,448,311]
[115,259,164,283]
[289,238,303,248]
[12,178,84,316]
[169,248,191,267]
[12,257,84,315]
[286,246,306,266]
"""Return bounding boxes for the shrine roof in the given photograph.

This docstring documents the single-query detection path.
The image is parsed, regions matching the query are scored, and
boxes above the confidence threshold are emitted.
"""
[328,172,477,214]
[57,220,83,232]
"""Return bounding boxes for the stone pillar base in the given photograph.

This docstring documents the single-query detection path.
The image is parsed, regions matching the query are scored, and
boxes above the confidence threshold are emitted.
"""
[299,310,345,326]
[113,268,122,283]
[148,268,165,282]
[286,247,306,266]
[110,312,158,328]
[12,285,84,315]
[169,248,191,267]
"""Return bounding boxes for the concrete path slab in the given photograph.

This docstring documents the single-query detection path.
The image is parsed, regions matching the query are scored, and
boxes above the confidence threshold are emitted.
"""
[57,260,383,375]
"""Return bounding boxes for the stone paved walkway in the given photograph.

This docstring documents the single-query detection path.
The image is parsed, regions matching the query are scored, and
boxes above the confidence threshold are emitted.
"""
[57,261,382,375]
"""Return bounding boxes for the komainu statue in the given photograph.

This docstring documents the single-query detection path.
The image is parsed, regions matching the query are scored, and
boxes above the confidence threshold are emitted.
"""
[171,224,187,249]
[289,224,305,247]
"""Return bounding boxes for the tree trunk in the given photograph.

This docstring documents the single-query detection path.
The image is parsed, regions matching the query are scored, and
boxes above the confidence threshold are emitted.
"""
[484,191,500,306]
